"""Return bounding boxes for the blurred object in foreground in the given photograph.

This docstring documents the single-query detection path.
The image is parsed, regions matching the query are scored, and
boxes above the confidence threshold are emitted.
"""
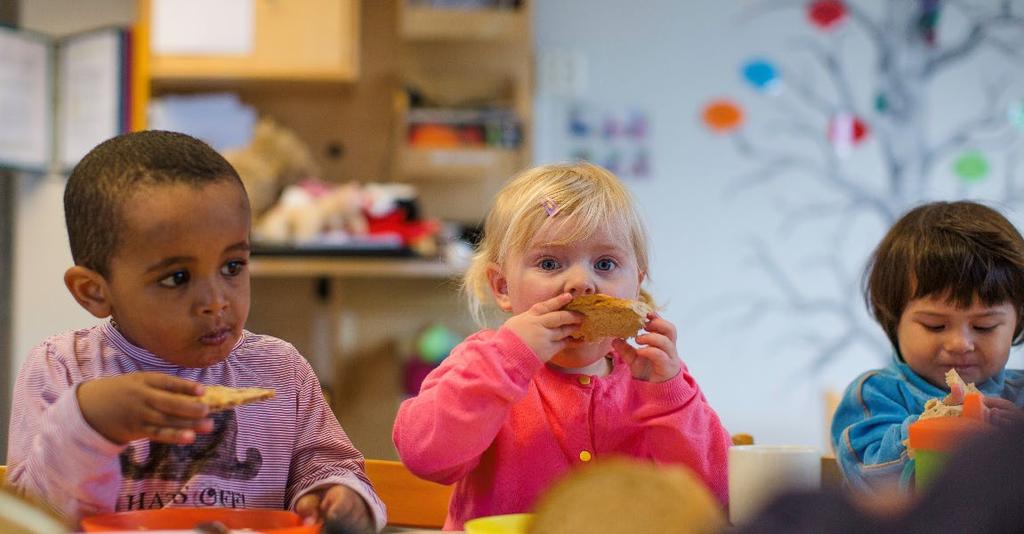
[529,458,724,534]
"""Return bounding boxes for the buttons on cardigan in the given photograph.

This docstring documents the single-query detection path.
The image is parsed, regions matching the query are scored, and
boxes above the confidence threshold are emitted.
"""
[579,450,592,462]
[577,375,592,385]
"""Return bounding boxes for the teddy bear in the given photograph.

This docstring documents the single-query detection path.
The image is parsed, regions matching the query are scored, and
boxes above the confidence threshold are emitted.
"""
[222,118,319,217]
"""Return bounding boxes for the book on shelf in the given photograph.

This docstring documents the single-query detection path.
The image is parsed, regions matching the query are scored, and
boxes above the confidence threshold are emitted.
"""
[0,26,134,174]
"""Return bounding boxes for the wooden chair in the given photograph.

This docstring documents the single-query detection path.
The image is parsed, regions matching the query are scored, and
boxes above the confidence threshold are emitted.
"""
[0,465,6,486]
[820,455,842,489]
[364,459,452,529]
[730,433,754,446]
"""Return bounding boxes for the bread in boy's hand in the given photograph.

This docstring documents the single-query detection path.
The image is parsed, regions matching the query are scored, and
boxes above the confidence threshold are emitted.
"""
[199,385,275,412]
[563,294,651,341]
[529,458,724,534]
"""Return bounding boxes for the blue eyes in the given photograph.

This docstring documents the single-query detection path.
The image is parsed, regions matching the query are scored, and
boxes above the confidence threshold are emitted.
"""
[536,258,618,271]
[157,260,247,288]
[539,258,560,271]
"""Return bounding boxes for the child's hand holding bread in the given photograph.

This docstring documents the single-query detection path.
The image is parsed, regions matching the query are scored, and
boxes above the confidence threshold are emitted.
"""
[77,372,213,445]
[503,292,583,363]
[563,293,680,383]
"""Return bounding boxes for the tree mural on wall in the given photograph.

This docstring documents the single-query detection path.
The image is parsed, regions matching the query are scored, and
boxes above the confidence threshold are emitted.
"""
[701,0,1024,371]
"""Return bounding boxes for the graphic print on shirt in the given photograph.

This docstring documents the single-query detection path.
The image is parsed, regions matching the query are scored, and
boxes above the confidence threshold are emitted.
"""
[120,410,262,482]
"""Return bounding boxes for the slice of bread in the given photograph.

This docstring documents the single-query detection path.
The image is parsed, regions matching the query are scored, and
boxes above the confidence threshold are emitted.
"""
[563,294,651,341]
[529,458,724,534]
[918,369,981,420]
[199,385,275,412]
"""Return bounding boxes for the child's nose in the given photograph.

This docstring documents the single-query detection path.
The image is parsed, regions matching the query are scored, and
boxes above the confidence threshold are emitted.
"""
[196,281,230,315]
[944,328,975,354]
[564,265,596,296]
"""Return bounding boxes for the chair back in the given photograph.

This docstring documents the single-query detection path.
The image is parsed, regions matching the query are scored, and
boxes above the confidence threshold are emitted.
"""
[364,459,452,528]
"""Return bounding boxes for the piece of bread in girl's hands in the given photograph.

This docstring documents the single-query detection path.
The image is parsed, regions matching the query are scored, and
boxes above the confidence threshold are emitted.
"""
[563,294,651,341]
[199,385,275,412]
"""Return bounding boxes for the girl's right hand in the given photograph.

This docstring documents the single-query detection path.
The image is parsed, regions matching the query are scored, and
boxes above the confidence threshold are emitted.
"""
[503,292,582,362]
[77,372,213,445]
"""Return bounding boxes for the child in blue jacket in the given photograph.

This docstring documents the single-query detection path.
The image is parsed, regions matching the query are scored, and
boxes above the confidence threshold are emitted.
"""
[831,201,1024,492]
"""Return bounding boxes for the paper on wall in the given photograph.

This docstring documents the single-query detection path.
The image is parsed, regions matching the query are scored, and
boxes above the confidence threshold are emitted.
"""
[151,0,253,56]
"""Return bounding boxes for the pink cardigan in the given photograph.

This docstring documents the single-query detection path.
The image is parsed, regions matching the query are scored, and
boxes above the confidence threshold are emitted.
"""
[393,327,730,530]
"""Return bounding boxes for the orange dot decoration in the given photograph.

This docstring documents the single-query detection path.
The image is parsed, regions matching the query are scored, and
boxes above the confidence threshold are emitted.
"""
[808,0,847,31]
[702,99,744,133]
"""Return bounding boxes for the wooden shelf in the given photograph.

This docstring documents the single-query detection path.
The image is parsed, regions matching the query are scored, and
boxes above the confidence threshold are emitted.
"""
[398,146,520,180]
[249,256,463,279]
[399,6,526,41]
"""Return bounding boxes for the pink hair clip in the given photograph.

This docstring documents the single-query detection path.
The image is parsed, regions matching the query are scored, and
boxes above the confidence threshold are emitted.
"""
[541,198,558,216]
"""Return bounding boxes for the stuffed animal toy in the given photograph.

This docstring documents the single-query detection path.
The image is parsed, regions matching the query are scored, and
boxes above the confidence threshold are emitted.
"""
[222,118,319,217]
[254,179,441,254]
[255,181,367,243]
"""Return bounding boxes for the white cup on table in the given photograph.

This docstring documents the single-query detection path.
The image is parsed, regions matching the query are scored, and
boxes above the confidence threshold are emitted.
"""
[728,444,821,526]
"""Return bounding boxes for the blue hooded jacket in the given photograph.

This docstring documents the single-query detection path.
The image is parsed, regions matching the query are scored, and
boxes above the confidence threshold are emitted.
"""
[831,356,1024,492]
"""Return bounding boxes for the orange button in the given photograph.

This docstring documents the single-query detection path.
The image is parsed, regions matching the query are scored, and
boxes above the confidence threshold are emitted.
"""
[579,450,592,462]
[578,375,592,385]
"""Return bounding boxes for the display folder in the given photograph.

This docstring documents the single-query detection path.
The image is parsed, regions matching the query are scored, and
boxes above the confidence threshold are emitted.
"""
[0,25,132,174]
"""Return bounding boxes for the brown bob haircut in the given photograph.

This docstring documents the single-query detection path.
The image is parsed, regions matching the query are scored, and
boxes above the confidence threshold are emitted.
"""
[864,200,1024,355]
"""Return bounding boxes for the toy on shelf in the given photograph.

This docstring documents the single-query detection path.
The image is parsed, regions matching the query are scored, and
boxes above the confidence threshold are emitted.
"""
[402,324,462,396]
[254,180,441,256]
[222,118,319,217]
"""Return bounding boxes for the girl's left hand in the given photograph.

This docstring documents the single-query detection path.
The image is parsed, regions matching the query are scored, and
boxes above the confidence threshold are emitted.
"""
[612,312,681,383]
[295,484,373,530]
[983,396,1024,427]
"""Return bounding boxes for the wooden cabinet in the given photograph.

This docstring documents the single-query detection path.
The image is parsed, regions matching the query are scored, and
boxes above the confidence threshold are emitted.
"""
[139,0,360,83]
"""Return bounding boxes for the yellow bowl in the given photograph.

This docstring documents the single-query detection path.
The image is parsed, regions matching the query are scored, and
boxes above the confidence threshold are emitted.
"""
[464,513,534,534]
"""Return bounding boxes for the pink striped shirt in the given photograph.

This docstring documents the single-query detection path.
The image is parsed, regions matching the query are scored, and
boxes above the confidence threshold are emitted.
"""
[7,322,385,530]
[393,327,730,530]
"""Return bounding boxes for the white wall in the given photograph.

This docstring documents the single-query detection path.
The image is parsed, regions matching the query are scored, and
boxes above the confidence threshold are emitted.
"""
[10,173,97,374]
[534,0,1024,449]
[10,0,135,379]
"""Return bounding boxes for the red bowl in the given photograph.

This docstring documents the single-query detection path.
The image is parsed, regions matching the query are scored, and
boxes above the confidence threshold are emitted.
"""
[81,507,318,533]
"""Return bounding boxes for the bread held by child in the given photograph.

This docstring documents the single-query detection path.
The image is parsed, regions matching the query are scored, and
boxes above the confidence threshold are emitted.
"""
[563,294,651,341]
[199,385,276,412]
[919,369,981,420]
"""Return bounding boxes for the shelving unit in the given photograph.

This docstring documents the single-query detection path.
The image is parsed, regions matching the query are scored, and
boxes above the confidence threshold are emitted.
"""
[393,0,533,223]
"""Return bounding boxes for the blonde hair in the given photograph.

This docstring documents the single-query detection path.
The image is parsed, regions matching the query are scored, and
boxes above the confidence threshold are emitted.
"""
[464,162,652,324]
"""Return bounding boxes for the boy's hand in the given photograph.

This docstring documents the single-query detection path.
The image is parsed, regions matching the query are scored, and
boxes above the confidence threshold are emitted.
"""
[503,293,582,362]
[295,485,373,531]
[77,372,212,445]
[612,312,681,383]
[983,396,1024,427]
